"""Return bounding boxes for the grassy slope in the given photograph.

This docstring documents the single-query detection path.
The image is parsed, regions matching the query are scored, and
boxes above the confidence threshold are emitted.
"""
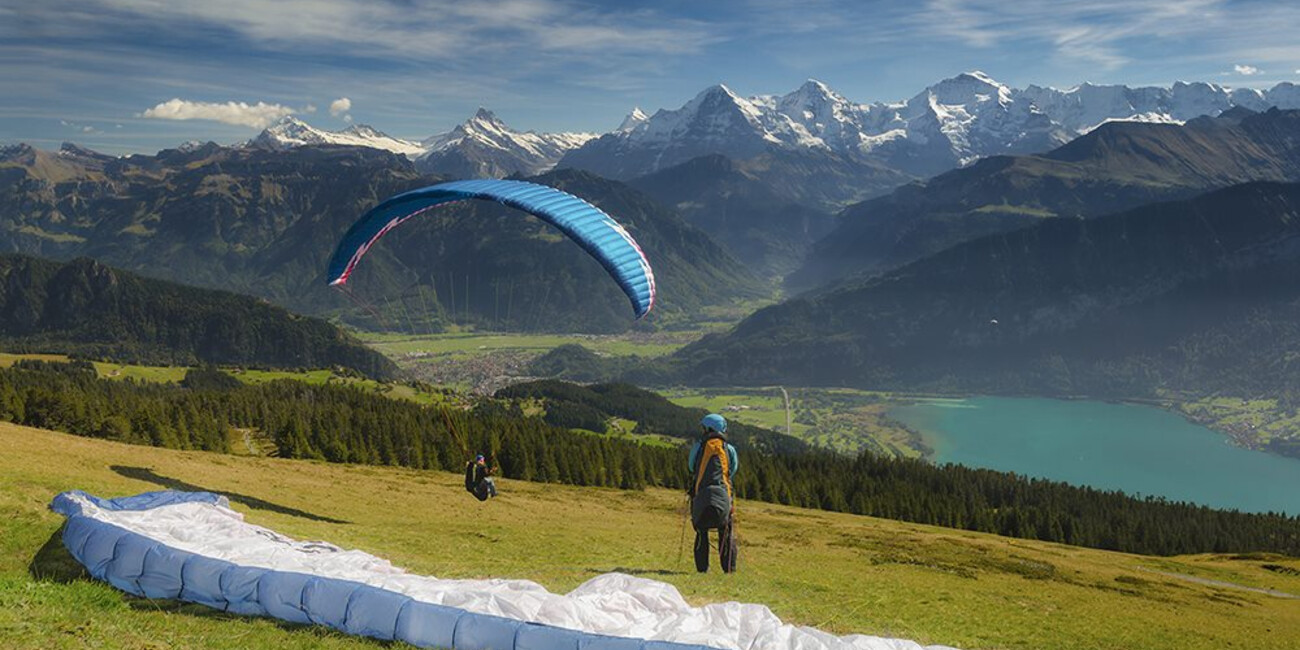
[3,424,1300,650]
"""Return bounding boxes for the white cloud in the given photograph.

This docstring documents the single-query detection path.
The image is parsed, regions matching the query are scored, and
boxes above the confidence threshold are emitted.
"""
[1234,64,1261,75]
[329,97,351,117]
[139,98,295,128]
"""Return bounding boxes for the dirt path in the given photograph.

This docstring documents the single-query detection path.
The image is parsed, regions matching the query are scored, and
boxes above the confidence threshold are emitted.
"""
[1137,567,1300,599]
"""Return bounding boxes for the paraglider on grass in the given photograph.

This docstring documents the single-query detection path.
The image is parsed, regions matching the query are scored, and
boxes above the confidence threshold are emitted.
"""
[325,179,657,320]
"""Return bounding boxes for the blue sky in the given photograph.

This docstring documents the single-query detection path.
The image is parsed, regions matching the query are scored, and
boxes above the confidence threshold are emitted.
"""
[4,0,1300,155]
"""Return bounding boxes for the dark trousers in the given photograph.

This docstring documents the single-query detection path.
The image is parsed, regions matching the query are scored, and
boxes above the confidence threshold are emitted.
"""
[693,517,736,573]
[472,477,497,501]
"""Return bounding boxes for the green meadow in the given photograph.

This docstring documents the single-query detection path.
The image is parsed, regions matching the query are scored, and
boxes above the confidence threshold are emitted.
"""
[4,423,1298,650]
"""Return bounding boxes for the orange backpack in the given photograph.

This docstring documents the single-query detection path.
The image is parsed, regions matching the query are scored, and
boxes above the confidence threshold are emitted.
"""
[693,436,733,501]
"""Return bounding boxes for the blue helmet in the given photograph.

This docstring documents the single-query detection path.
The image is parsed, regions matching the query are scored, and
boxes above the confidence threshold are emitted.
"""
[701,413,727,434]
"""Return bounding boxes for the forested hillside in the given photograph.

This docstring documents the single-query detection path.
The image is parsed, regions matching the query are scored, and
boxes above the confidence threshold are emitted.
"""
[1,360,1296,555]
[628,154,840,278]
[678,181,1300,402]
[0,255,395,377]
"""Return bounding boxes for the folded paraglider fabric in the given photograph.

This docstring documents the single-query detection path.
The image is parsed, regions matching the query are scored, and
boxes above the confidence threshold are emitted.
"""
[49,490,957,650]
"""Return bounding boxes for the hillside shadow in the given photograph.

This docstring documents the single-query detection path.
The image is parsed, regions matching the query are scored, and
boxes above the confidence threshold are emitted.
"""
[110,465,350,524]
[29,526,89,583]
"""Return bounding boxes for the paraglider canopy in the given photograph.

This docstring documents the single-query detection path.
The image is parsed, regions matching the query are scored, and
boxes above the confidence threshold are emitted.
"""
[326,179,656,319]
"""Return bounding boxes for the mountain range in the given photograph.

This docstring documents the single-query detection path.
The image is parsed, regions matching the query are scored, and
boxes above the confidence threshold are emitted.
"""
[673,180,1300,401]
[790,107,1300,288]
[563,72,1300,181]
[241,72,1300,193]
[10,72,1300,344]
[247,109,594,179]
[231,74,1300,281]
[93,72,1298,285]
[0,143,763,333]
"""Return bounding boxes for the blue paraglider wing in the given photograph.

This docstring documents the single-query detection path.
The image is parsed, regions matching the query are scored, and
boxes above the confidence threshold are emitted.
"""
[326,179,656,319]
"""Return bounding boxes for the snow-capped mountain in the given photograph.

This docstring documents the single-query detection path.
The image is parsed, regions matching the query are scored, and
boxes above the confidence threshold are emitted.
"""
[416,108,595,178]
[562,72,1066,179]
[244,111,595,178]
[222,73,1300,184]
[1020,80,1299,134]
[562,72,1300,180]
[248,117,425,156]
[617,107,648,132]
[563,84,810,180]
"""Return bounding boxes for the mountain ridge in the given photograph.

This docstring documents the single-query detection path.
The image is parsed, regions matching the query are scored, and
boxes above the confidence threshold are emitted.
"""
[39,73,1300,188]
[790,107,1300,289]
[561,73,1300,181]
[676,180,1300,402]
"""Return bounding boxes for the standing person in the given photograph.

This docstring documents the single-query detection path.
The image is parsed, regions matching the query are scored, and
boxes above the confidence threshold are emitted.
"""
[464,454,497,501]
[687,414,738,573]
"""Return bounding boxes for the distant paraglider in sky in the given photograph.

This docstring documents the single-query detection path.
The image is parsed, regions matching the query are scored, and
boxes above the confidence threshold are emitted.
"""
[325,179,656,319]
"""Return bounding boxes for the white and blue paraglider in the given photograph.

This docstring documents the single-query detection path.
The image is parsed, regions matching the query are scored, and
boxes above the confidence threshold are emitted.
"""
[50,490,955,650]
[325,179,656,319]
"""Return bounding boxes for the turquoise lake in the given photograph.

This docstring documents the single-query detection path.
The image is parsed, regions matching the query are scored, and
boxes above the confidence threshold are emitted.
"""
[889,397,1300,515]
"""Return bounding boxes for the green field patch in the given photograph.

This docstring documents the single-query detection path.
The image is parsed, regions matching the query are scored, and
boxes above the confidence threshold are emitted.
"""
[0,352,452,407]
[1174,395,1300,454]
[563,418,681,449]
[0,352,69,368]
[364,332,688,359]
[92,362,188,383]
[15,224,87,243]
[665,387,927,457]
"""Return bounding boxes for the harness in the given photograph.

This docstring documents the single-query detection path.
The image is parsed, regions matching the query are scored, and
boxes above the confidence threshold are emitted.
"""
[693,434,733,501]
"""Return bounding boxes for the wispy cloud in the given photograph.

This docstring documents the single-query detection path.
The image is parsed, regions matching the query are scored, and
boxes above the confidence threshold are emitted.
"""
[919,0,1300,74]
[1234,64,1262,76]
[140,99,296,128]
[49,0,717,61]
[60,119,101,134]
[915,0,1231,70]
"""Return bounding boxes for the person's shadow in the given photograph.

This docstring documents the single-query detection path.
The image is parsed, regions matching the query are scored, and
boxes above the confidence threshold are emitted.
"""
[109,466,350,524]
